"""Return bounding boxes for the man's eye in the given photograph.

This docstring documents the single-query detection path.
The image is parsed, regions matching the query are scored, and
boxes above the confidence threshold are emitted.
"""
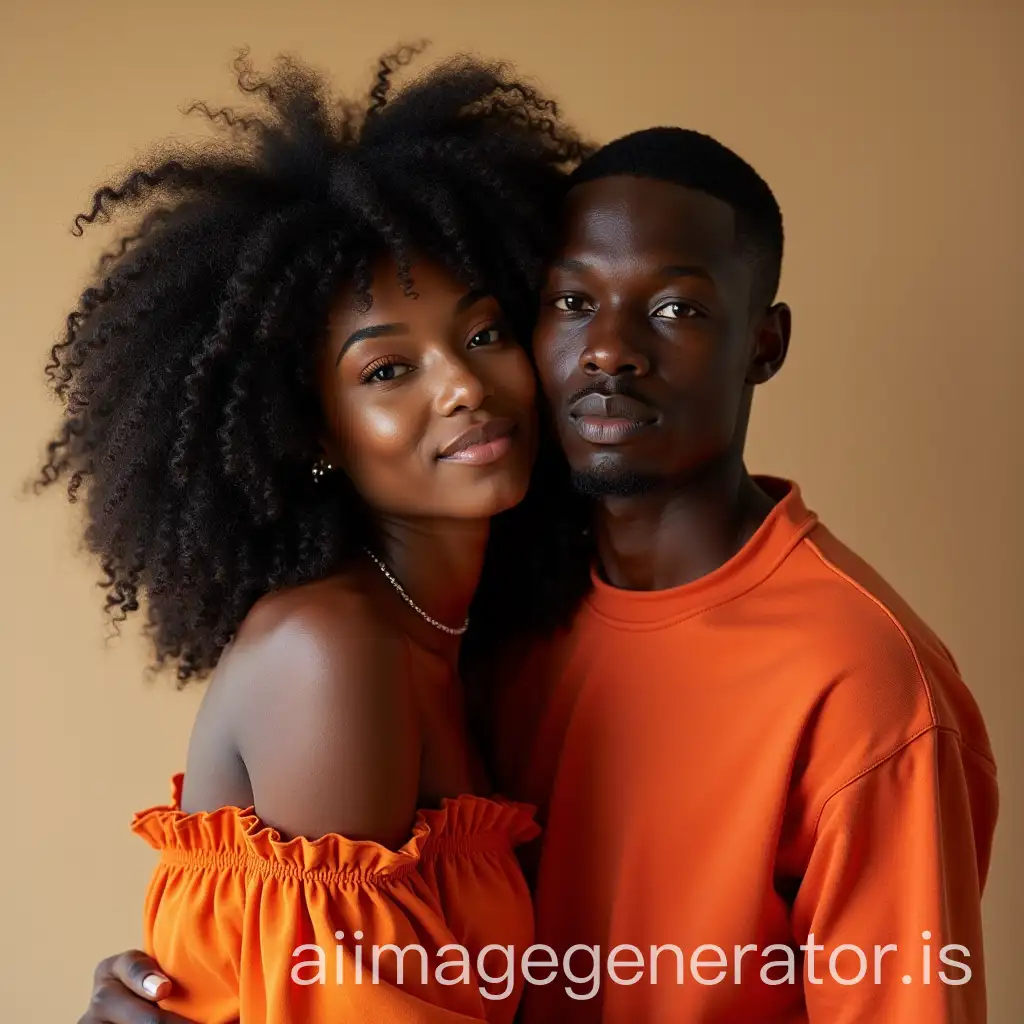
[652,301,699,320]
[554,296,592,312]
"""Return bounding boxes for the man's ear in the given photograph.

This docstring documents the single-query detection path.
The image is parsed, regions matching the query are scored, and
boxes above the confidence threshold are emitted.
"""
[746,302,791,385]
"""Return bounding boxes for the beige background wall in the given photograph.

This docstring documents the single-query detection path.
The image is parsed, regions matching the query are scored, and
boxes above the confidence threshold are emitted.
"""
[3,0,1021,1019]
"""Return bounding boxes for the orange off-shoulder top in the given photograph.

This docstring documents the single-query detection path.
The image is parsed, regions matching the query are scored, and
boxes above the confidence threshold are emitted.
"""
[131,774,539,1023]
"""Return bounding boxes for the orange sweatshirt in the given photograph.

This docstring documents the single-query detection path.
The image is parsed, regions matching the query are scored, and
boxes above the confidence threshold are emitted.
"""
[493,477,998,1023]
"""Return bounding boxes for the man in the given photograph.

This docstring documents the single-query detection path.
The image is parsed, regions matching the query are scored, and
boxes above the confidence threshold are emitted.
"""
[78,127,998,1022]
[487,127,998,1022]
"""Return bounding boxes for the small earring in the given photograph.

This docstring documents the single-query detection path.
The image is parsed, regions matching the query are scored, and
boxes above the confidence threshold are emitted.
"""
[311,458,333,482]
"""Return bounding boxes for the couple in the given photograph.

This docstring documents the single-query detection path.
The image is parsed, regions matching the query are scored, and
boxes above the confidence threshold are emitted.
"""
[44,47,997,1024]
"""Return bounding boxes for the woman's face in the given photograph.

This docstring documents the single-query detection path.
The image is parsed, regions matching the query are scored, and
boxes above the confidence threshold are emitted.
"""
[319,257,538,522]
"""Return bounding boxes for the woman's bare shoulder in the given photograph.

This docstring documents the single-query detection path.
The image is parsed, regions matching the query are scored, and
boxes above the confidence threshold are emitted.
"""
[203,572,420,844]
[235,572,399,651]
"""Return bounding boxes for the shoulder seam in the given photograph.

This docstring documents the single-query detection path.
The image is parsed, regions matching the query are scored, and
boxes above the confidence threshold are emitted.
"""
[961,736,999,775]
[811,724,961,837]
[803,536,939,726]
[804,535,996,777]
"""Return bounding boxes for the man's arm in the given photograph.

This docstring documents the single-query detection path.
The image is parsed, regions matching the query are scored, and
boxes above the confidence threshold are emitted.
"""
[793,725,998,1022]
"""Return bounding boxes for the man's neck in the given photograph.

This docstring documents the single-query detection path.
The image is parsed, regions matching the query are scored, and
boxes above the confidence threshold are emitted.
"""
[592,460,778,592]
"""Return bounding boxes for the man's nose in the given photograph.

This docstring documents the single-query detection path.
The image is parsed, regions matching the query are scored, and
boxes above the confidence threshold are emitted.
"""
[578,309,651,377]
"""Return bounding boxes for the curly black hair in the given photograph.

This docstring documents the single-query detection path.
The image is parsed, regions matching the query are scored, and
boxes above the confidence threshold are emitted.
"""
[36,46,595,685]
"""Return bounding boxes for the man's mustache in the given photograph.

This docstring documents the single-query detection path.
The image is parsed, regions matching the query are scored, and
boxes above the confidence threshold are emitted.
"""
[564,379,653,409]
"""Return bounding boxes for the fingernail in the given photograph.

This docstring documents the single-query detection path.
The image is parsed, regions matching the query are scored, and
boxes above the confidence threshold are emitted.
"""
[142,973,168,997]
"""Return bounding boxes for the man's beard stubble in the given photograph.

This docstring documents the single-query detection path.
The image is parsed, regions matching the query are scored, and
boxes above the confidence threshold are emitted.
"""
[568,446,738,500]
[569,462,663,499]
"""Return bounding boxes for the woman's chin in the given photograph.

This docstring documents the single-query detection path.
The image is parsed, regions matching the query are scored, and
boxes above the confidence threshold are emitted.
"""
[442,473,533,521]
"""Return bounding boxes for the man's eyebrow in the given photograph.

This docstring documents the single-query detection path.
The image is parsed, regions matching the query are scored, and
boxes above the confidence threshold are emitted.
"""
[551,258,589,274]
[659,264,714,281]
[548,259,715,282]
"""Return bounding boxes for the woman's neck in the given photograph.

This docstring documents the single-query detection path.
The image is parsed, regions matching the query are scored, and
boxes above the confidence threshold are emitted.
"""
[365,514,491,659]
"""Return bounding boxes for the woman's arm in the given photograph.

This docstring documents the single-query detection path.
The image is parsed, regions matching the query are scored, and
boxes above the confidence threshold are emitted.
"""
[78,588,425,1023]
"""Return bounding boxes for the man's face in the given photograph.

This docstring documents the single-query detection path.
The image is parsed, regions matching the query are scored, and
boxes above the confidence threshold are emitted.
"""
[532,174,787,497]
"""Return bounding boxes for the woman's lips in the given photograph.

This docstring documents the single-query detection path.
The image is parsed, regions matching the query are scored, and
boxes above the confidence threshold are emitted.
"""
[438,432,515,464]
[437,418,517,464]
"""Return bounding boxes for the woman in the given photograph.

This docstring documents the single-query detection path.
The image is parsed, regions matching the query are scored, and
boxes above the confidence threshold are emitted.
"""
[40,47,593,1023]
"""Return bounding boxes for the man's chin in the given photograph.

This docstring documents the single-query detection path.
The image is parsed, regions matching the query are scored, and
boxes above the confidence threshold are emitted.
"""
[569,464,663,499]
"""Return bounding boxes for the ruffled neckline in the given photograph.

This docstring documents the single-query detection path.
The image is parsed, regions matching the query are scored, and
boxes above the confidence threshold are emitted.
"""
[131,774,539,884]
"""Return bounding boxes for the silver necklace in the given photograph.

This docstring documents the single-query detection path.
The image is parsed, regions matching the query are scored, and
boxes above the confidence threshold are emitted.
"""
[362,547,469,636]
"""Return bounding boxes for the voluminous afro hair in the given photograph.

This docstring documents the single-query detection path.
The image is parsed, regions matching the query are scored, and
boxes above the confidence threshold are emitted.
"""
[36,46,596,685]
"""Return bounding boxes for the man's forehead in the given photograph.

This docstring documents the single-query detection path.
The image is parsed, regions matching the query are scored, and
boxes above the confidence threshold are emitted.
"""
[557,176,737,259]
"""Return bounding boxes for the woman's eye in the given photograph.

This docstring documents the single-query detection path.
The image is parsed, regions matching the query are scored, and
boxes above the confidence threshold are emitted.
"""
[553,295,592,313]
[367,362,412,383]
[468,327,502,348]
[652,301,699,320]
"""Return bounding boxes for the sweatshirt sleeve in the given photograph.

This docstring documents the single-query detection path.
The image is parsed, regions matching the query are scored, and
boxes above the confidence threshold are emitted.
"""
[790,726,998,1023]
[131,775,539,1024]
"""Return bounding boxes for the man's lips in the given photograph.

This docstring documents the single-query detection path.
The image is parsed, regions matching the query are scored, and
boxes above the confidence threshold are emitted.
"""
[568,393,657,445]
[569,392,658,421]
